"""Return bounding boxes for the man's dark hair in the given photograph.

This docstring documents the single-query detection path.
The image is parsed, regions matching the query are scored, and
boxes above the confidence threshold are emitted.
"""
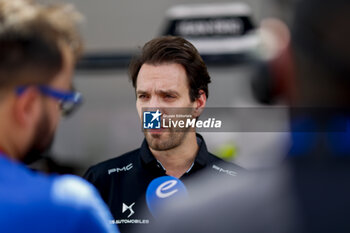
[0,0,83,91]
[129,36,211,102]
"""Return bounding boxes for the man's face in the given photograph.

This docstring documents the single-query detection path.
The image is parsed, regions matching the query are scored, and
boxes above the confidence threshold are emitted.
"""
[23,44,75,163]
[136,63,197,151]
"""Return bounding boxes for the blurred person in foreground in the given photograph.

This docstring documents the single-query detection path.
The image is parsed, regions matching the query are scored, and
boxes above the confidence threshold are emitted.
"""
[0,1,118,232]
[84,36,242,232]
[140,0,350,232]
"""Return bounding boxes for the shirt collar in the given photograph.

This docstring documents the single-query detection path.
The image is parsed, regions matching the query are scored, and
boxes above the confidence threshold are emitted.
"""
[194,134,211,167]
[140,139,155,165]
[140,133,211,169]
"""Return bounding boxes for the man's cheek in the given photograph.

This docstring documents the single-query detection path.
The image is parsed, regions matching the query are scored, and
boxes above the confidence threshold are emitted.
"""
[136,103,142,119]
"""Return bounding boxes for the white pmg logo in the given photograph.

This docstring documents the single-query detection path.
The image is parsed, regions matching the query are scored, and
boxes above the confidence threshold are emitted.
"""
[122,202,135,218]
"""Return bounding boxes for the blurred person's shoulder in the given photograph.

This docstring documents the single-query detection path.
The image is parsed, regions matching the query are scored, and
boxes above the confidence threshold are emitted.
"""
[49,175,117,232]
[46,175,117,232]
[51,174,107,209]
[0,157,117,232]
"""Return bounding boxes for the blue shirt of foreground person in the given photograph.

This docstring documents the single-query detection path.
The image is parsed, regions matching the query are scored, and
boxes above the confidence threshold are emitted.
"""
[0,153,118,233]
[0,0,118,232]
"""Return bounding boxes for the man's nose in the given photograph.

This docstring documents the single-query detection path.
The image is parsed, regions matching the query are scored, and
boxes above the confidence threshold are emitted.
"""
[148,96,162,109]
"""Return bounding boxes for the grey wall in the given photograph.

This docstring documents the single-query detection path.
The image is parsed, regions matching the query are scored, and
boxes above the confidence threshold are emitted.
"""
[40,0,280,52]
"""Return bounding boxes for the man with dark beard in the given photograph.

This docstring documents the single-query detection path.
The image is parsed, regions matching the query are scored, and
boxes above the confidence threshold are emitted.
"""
[136,1,350,233]
[0,1,118,233]
[84,36,242,233]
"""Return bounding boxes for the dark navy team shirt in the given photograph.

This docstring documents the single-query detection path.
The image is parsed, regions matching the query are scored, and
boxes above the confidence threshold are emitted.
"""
[0,154,119,233]
[84,134,242,233]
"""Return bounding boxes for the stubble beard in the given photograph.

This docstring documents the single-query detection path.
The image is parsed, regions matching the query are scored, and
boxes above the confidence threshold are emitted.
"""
[144,129,189,151]
[23,108,55,164]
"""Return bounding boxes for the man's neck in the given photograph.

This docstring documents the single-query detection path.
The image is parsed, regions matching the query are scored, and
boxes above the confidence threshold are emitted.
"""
[0,104,22,161]
[0,142,16,160]
[150,132,199,178]
[0,127,19,161]
[0,146,5,155]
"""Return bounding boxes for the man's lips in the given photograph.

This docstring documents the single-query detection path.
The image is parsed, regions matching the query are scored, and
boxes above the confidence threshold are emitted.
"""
[147,127,171,133]
[147,128,163,133]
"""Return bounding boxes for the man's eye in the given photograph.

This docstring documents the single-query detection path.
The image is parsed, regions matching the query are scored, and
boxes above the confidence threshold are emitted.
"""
[165,95,175,99]
[138,95,148,99]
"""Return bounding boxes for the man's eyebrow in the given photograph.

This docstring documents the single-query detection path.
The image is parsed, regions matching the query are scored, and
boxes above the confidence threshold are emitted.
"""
[156,90,180,96]
[136,90,148,95]
[136,89,180,96]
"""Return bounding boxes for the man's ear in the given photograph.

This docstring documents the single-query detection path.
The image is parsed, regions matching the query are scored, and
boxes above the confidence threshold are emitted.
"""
[13,87,41,128]
[193,90,207,117]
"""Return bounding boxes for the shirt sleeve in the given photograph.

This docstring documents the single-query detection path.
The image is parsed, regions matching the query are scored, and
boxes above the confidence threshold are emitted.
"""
[51,175,119,233]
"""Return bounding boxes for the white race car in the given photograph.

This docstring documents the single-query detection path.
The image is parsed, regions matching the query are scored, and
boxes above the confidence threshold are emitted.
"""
[162,2,259,62]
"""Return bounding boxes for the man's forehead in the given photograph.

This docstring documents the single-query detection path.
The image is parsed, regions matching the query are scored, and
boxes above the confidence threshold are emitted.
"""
[136,63,188,89]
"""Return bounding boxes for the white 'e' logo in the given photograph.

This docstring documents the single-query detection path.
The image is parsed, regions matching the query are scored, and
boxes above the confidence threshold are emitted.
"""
[156,180,178,198]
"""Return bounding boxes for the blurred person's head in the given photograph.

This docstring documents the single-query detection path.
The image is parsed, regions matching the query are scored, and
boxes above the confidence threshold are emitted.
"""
[0,0,83,163]
[129,36,210,151]
[263,0,350,107]
[290,0,350,107]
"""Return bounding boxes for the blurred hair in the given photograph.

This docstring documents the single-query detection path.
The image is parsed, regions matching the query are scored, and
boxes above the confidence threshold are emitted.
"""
[129,36,211,102]
[285,0,350,106]
[0,0,83,90]
[291,1,350,86]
